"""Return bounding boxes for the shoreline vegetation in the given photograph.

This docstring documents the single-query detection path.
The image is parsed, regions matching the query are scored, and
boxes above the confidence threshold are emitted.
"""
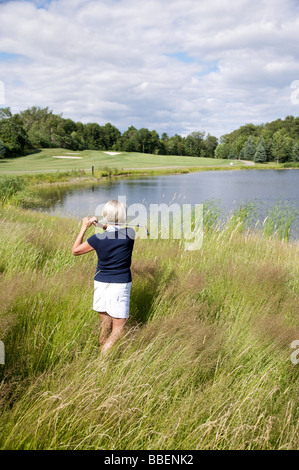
[0,204,298,449]
[0,148,298,207]
[0,168,298,212]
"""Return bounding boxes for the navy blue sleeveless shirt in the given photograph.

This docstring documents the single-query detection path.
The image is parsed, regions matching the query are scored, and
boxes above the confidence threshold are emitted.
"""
[87,227,135,283]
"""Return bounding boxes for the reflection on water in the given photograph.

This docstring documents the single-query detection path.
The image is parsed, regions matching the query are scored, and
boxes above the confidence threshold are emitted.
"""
[36,169,299,238]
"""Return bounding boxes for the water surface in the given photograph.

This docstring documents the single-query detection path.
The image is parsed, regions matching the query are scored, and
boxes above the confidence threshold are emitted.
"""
[38,169,299,237]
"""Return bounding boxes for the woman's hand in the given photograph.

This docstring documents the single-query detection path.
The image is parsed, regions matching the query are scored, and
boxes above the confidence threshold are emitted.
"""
[82,216,98,230]
[72,217,97,256]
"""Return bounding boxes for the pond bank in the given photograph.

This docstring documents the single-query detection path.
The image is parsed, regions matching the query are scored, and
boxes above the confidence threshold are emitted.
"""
[16,161,298,190]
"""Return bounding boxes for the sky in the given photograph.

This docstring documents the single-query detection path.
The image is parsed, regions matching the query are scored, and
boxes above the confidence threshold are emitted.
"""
[0,0,299,138]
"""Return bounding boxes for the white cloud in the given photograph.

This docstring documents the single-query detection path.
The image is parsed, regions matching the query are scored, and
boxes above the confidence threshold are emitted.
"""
[0,0,299,137]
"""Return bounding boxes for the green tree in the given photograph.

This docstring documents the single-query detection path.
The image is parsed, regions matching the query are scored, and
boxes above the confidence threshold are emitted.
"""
[239,147,245,160]
[20,107,56,147]
[243,137,255,161]
[272,129,293,163]
[167,134,185,156]
[264,139,274,162]
[231,135,248,159]
[204,134,218,158]
[0,138,6,158]
[214,142,230,159]
[20,106,50,131]
[62,118,77,135]
[156,139,167,155]
[0,107,13,120]
[137,128,151,153]
[149,130,160,154]
[220,123,258,146]
[103,123,121,150]
[290,117,299,138]
[208,115,299,163]
[19,107,86,150]
[228,148,238,159]
[121,126,139,152]
[83,123,104,150]
[185,131,205,156]
[0,108,29,156]
[71,122,86,150]
[254,138,267,163]
[291,142,299,162]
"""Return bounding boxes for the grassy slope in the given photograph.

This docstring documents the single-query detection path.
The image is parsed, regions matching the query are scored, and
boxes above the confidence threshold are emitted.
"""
[0,148,248,173]
[0,205,298,450]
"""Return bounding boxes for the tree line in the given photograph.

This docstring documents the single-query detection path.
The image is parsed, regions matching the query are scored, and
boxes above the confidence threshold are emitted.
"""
[0,107,218,159]
[216,116,299,163]
[0,106,298,162]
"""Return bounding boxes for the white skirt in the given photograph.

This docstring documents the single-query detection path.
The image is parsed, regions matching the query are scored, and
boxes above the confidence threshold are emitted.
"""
[93,280,132,319]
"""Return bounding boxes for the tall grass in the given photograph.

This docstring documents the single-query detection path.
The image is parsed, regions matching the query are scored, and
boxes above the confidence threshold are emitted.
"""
[201,199,298,241]
[0,174,95,209]
[262,201,299,241]
[0,205,298,449]
[25,169,87,184]
[0,176,26,204]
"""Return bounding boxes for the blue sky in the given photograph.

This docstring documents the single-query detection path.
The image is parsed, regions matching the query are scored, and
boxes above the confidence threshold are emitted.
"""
[0,0,299,137]
[0,0,52,7]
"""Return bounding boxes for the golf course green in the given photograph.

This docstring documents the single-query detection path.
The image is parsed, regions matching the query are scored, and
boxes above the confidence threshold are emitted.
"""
[0,148,248,174]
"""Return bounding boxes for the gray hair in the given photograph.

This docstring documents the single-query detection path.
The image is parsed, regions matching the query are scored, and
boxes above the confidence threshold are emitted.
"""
[102,200,127,224]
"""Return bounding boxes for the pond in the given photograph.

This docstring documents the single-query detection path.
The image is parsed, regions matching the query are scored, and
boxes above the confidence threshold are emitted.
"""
[38,169,299,238]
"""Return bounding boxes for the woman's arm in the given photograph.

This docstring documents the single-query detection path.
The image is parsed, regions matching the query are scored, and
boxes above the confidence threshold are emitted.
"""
[72,217,97,256]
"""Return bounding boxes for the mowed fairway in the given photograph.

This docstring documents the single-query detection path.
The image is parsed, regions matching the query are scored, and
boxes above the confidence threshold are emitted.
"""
[0,148,244,174]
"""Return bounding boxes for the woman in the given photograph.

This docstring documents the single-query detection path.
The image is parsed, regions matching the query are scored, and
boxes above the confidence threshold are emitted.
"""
[72,200,135,355]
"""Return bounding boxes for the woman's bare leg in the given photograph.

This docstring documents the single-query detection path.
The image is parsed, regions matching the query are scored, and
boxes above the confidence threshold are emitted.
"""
[99,312,112,346]
[101,317,127,355]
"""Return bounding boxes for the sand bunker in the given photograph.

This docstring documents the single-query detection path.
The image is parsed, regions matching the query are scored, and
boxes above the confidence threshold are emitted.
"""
[103,152,122,156]
[53,156,83,159]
